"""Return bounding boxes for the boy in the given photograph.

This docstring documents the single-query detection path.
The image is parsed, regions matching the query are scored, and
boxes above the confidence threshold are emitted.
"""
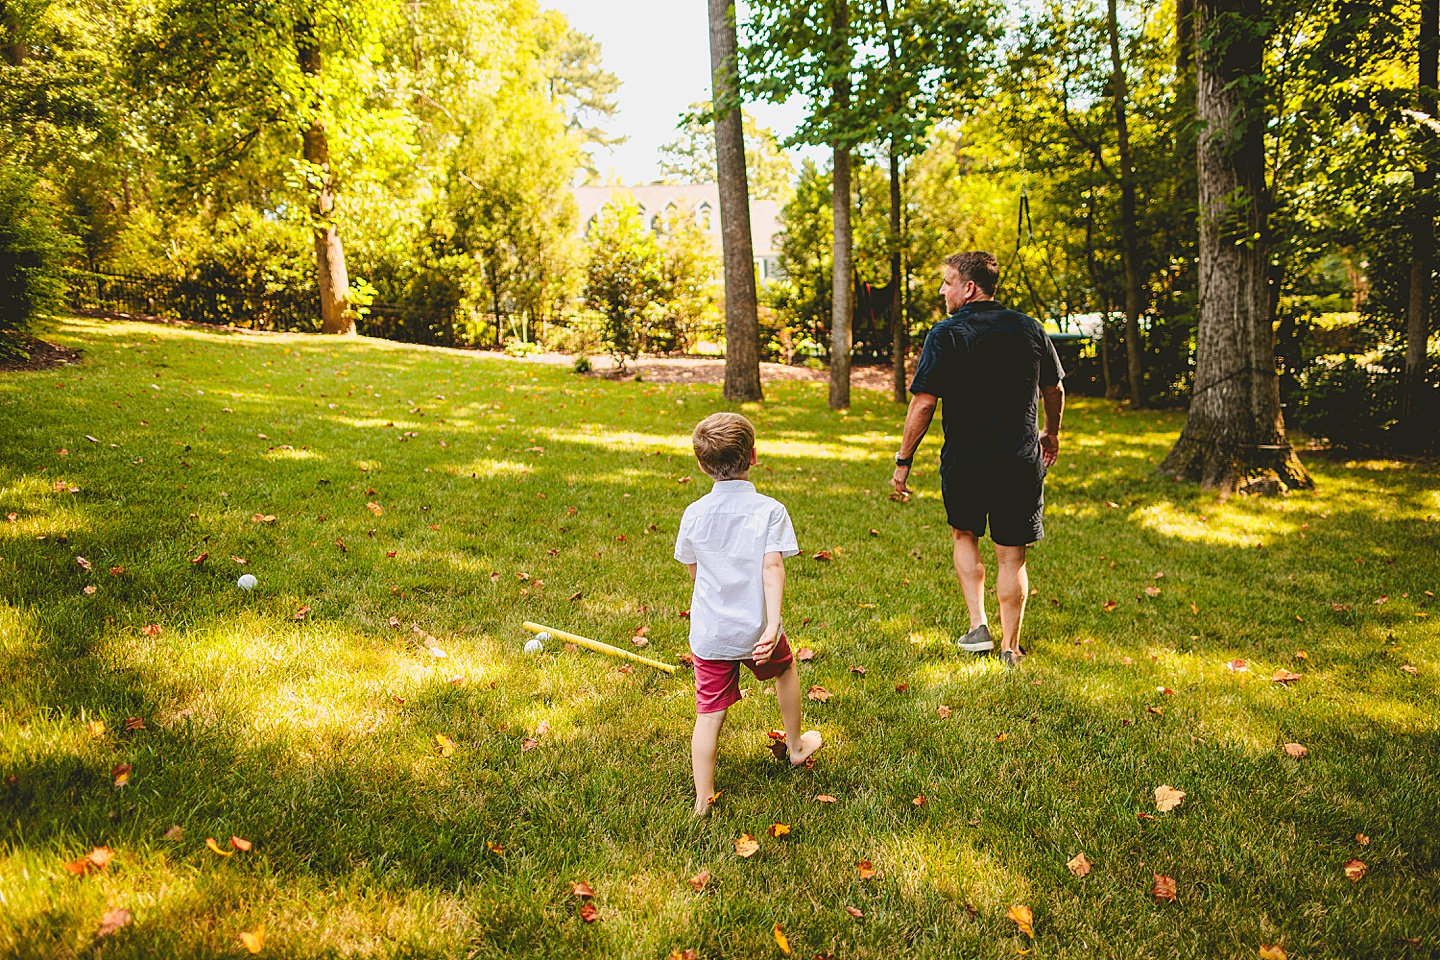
[675,412,822,818]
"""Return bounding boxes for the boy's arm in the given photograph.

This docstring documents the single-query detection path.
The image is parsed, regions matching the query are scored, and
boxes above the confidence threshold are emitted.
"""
[752,551,786,664]
[686,562,697,580]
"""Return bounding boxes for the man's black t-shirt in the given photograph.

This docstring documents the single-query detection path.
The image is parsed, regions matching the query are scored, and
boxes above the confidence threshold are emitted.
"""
[909,300,1065,471]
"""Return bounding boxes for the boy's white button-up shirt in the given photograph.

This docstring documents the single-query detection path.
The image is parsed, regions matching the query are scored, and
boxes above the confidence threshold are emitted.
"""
[674,479,800,661]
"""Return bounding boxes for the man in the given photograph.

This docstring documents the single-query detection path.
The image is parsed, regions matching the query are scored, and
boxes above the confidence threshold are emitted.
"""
[892,252,1065,668]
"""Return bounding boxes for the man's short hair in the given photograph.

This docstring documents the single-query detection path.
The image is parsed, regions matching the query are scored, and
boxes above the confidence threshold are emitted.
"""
[692,412,755,480]
[944,251,1000,296]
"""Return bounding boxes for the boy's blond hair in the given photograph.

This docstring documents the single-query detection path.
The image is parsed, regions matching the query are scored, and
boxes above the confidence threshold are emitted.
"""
[692,412,755,480]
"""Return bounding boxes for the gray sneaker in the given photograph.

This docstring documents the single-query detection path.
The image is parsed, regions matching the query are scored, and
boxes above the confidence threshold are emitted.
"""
[957,624,994,654]
[999,648,1021,669]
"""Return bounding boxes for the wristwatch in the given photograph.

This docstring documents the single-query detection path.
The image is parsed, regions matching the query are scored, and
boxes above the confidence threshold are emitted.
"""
[895,452,913,467]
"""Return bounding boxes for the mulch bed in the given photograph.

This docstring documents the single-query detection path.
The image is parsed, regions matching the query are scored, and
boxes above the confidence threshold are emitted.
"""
[0,337,83,373]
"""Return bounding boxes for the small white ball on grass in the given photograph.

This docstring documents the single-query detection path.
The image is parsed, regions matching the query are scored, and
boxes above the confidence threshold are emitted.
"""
[524,637,544,654]
[237,574,258,591]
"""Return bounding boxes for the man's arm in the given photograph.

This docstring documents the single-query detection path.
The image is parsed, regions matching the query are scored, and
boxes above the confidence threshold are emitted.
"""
[1040,384,1064,467]
[892,391,938,499]
[752,551,785,664]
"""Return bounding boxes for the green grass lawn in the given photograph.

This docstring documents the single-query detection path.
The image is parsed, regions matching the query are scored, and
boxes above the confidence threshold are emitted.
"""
[2,317,1438,959]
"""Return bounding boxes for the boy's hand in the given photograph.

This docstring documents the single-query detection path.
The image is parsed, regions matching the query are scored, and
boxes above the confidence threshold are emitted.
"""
[753,625,780,665]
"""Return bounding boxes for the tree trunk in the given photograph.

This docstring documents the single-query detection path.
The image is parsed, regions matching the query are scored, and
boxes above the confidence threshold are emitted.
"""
[1,0,24,65]
[1403,0,1438,443]
[1159,0,1311,492]
[1108,0,1146,408]
[1176,0,1194,74]
[889,147,905,403]
[830,145,853,410]
[296,24,354,336]
[706,0,762,402]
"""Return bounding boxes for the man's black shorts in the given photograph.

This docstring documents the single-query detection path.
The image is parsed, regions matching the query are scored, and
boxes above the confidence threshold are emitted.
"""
[939,458,1046,546]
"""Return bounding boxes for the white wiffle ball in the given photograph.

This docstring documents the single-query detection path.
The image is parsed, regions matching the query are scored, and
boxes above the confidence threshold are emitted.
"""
[524,636,545,654]
[237,573,257,591]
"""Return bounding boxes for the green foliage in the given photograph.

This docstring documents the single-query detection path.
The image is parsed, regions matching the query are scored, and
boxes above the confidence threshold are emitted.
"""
[162,208,320,331]
[0,162,72,358]
[584,195,722,364]
[585,195,659,369]
[658,102,797,201]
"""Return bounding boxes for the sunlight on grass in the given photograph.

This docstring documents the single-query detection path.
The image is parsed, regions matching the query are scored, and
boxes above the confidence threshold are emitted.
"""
[1,320,1437,958]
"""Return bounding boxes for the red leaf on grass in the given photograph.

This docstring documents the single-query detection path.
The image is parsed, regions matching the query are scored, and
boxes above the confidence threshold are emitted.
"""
[1152,874,1178,901]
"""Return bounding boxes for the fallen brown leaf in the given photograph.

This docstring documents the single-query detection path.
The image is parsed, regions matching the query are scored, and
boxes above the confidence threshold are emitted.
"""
[96,907,132,937]
[734,834,760,858]
[571,881,595,898]
[1007,904,1034,937]
[812,550,833,561]
[230,836,252,852]
[1258,946,1288,960]
[846,905,864,918]
[112,763,131,787]
[768,823,791,837]
[142,624,161,636]
[857,859,876,879]
[937,705,952,719]
[1152,874,1178,902]
[1271,668,1303,683]
[1343,858,1367,881]
[815,794,837,803]
[579,902,600,923]
[1283,742,1308,759]
[435,734,456,757]
[1357,833,1370,845]
[913,795,926,806]
[806,685,832,702]
[124,717,145,731]
[795,647,815,661]
[1067,852,1092,877]
[688,870,710,891]
[1154,785,1186,813]
[240,929,264,954]
[773,922,791,956]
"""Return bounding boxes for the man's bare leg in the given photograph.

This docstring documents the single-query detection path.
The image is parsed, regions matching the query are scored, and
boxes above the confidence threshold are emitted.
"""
[994,543,1029,656]
[774,661,823,764]
[952,528,988,630]
[692,709,726,817]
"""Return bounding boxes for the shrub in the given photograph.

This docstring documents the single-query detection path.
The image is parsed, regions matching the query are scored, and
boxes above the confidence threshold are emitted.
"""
[165,209,318,330]
[1291,357,1400,447]
[0,164,74,359]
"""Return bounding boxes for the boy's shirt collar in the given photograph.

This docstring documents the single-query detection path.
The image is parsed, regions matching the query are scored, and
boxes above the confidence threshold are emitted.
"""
[710,479,755,493]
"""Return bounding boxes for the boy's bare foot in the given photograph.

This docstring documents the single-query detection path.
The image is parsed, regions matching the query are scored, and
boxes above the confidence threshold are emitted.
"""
[788,730,823,766]
[692,801,711,819]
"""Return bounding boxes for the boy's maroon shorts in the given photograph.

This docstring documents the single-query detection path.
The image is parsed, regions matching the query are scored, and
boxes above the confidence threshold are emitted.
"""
[692,632,794,714]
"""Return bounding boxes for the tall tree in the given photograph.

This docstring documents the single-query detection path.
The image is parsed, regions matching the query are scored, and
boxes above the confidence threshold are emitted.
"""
[1404,0,1437,441]
[707,0,763,401]
[829,0,853,410]
[295,18,353,334]
[1106,0,1145,406]
[1159,0,1311,490]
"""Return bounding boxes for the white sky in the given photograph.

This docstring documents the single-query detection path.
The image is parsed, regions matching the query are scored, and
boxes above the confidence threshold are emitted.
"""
[543,0,826,185]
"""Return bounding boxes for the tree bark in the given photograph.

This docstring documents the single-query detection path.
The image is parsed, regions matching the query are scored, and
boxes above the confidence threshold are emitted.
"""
[0,0,24,65]
[830,145,853,410]
[1404,0,1438,443]
[828,0,853,410]
[1159,0,1312,492]
[889,147,905,403]
[706,0,763,402]
[1176,0,1194,74]
[296,23,354,336]
[1108,0,1146,408]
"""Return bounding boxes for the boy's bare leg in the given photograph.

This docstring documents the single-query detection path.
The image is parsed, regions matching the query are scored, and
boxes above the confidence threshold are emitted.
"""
[994,544,1029,654]
[951,529,988,630]
[692,709,727,817]
[774,661,822,765]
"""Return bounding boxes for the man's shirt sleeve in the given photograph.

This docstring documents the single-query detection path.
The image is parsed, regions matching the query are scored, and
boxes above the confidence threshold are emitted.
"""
[674,507,697,563]
[909,324,949,397]
[765,505,800,558]
[1039,325,1066,387]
